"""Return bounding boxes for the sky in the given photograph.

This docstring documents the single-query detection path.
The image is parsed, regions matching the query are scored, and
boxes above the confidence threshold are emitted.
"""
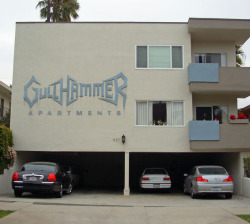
[0,0,250,108]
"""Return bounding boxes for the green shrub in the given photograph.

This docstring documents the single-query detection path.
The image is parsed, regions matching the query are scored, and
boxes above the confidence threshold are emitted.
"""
[244,156,250,178]
[0,160,6,175]
[0,125,15,175]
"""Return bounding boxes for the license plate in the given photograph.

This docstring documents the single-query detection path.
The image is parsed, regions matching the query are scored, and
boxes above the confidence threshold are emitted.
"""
[212,187,221,192]
[153,184,160,188]
[29,177,37,181]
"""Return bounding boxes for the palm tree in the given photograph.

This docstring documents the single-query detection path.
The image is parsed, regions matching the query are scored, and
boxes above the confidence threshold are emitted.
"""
[36,0,80,22]
[236,45,246,67]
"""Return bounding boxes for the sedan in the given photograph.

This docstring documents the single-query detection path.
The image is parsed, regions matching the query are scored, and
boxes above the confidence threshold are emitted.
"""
[12,161,72,198]
[183,165,234,199]
[140,168,171,190]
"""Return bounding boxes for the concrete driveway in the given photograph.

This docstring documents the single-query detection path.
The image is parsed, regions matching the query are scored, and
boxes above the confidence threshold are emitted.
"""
[0,190,250,224]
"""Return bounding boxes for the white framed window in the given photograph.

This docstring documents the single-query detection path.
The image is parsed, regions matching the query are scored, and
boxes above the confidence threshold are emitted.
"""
[136,45,183,69]
[194,53,227,67]
[136,101,184,126]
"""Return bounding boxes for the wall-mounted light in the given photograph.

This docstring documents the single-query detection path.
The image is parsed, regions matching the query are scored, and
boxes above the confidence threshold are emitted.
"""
[122,134,126,144]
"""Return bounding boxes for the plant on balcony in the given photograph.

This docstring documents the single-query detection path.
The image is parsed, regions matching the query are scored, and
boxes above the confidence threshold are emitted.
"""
[229,114,247,120]
[238,114,247,119]
[157,120,163,125]
[230,115,236,120]
[243,156,250,178]
[229,114,249,124]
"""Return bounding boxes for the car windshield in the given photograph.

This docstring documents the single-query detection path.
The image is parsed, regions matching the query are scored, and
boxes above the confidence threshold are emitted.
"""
[144,169,166,175]
[198,167,226,175]
[21,164,56,172]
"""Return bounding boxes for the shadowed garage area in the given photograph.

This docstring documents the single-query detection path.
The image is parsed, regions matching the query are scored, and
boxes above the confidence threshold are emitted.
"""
[129,152,240,193]
[15,151,240,195]
[31,152,125,192]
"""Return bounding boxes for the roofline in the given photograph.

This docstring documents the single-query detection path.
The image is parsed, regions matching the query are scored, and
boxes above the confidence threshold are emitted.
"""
[16,18,250,25]
[0,81,11,92]
[16,21,188,24]
[189,17,250,22]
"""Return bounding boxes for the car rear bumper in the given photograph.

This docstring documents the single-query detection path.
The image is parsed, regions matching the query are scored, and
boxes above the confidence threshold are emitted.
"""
[195,183,234,194]
[140,183,171,189]
[12,181,61,193]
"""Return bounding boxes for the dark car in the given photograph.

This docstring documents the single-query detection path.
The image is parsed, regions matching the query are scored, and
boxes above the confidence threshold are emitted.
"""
[12,161,73,198]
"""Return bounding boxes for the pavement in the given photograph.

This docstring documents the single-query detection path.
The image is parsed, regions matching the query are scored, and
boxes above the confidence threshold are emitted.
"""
[0,189,250,224]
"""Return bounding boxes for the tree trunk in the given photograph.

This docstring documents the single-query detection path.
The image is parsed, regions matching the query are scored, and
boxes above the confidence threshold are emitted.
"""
[53,5,55,22]
[47,0,51,22]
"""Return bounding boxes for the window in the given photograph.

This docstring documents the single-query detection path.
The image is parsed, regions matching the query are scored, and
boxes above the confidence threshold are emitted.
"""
[195,105,228,124]
[22,164,56,173]
[136,45,183,69]
[194,53,227,67]
[198,167,226,175]
[136,101,184,126]
[144,168,167,175]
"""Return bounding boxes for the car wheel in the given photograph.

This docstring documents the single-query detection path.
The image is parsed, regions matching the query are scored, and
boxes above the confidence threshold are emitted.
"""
[14,190,22,197]
[55,184,63,198]
[225,193,232,199]
[191,187,197,199]
[65,183,73,195]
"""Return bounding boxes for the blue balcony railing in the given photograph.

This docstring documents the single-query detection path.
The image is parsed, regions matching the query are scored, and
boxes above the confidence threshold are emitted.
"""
[189,120,220,141]
[188,63,219,83]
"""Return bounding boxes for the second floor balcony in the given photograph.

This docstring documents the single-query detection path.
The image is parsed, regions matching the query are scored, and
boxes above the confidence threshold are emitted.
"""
[188,63,250,97]
[189,120,250,151]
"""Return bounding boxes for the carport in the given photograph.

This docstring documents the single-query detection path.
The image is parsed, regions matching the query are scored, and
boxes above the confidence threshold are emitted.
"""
[14,151,240,195]
[43,152,125,190]
[129,152,240,193]
[17,151,125,192]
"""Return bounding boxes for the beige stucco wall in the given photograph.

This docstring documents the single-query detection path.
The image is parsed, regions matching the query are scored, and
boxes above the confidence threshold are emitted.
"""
[0,152,39,194]
[11,23,192,153]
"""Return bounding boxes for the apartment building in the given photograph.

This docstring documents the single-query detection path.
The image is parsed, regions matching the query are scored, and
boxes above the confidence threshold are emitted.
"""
[9,18,250,196]
[0,81,11,119]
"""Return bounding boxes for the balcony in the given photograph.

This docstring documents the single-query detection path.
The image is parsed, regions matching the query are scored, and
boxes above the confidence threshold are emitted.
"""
[189,120,250,151]
[188,64,250,97]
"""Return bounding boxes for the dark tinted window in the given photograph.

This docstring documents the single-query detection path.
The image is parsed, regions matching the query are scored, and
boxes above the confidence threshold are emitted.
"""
[198,167,226,175]
[137,46,147,68]
[144,168,167,175]
[172,46,183,68]
[21,164,56,172]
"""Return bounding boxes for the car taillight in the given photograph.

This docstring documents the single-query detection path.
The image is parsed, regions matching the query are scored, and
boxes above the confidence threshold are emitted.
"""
[223,176,233,182]
[48,173,56,182]
[163,177,170,181]
[142,177,149,181]
[195,176,208,182]
[12,172,18,181]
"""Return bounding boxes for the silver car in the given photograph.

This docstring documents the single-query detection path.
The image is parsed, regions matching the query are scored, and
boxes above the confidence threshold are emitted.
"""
[140,168,171,190]
[183,165,234,199]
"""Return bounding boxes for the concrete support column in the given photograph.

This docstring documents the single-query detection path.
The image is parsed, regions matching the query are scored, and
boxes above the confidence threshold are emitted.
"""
[124,152,130,196]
